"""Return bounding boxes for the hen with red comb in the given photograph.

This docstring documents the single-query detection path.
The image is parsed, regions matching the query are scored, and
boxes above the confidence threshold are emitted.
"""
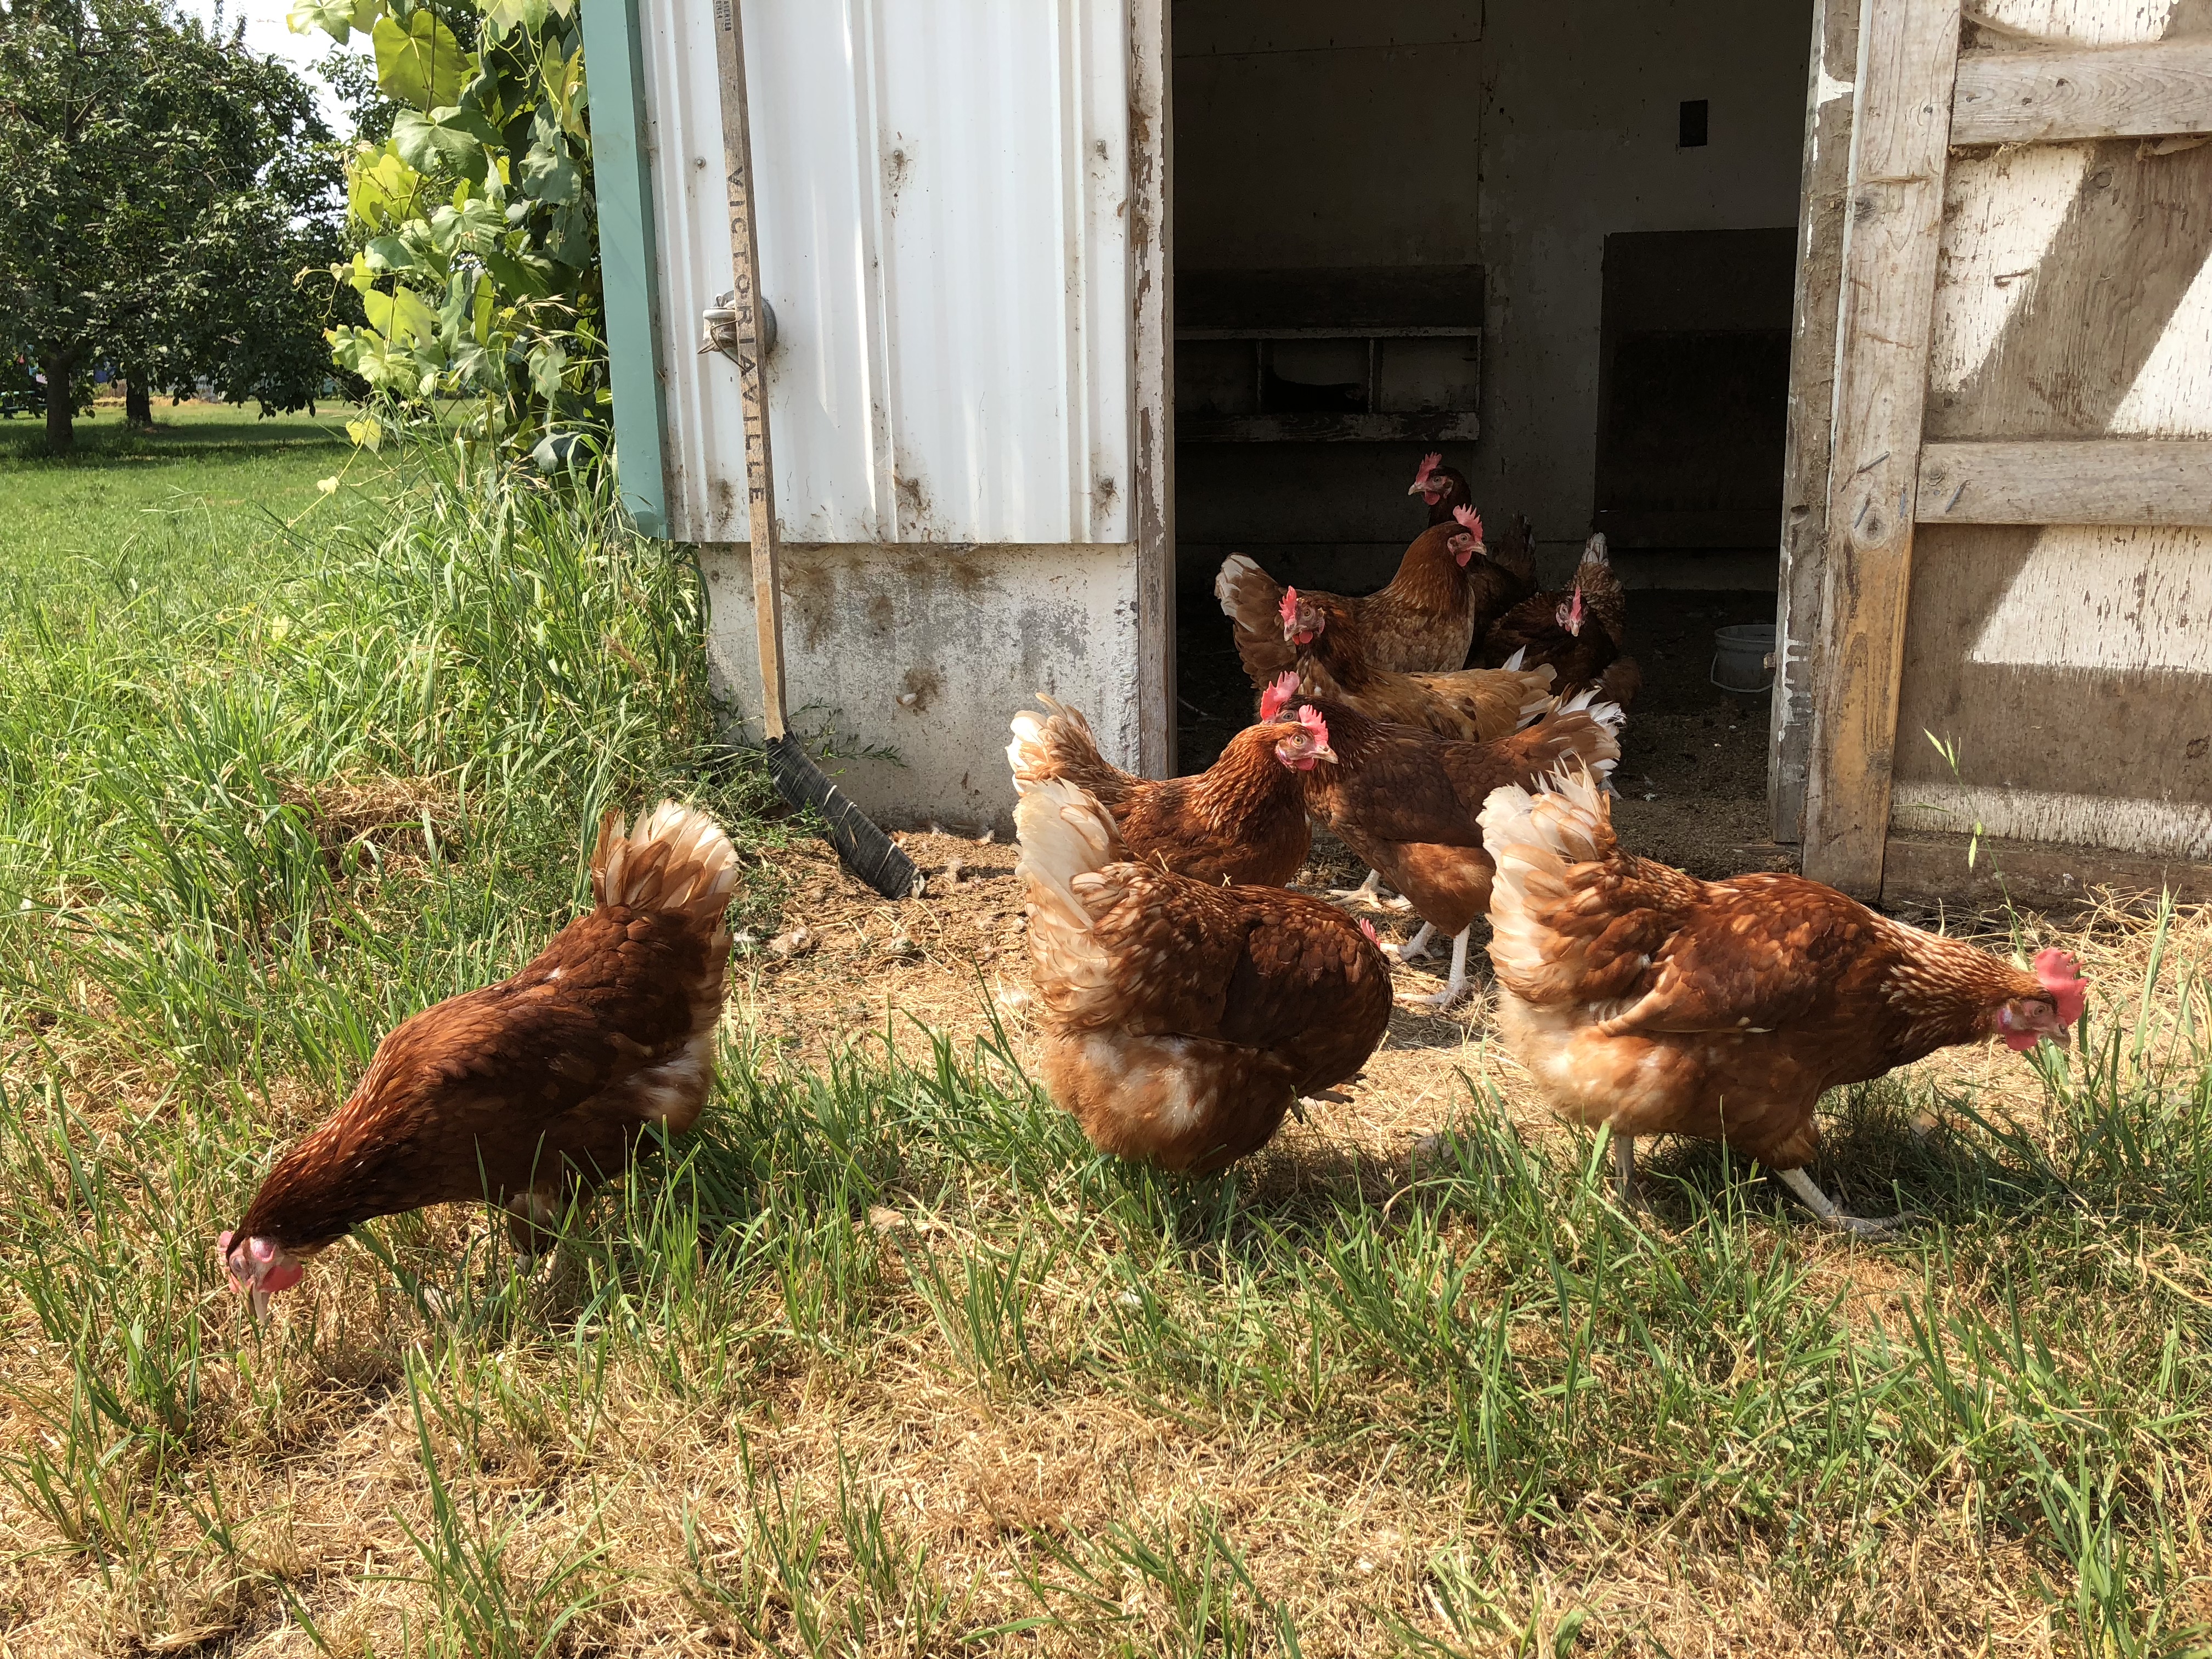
[1479,766,2092,1233]
[1007,692,1326,888]
[1215,466,1528,688]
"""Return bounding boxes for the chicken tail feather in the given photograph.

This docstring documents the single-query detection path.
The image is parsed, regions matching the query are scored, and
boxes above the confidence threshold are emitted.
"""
[1512,690,1626,789]
[1479,764,1617,994]
[591,801,741,929]
[1007,697,1130,806]
[1215,553,1294,689]
[1014,778,1129,1025]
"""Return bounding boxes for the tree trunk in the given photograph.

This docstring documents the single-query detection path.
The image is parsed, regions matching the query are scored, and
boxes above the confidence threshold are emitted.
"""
[41,348,78,455]
[125,374,152,426]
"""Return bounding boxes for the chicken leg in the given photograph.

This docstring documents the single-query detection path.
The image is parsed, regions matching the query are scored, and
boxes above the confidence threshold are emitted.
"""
[1610,1132,1648,1213]
[1776,1167,1903,1237]
[1404,927,1472,1011]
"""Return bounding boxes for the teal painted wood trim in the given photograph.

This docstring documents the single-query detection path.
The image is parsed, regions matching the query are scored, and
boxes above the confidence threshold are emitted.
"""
[582,0,669,537]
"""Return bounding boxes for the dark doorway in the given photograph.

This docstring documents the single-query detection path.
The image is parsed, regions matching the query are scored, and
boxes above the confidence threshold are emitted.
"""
[1592,227,1796,551]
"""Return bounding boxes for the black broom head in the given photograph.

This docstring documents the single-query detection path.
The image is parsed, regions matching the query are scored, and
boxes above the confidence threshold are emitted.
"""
[765,733,919,900]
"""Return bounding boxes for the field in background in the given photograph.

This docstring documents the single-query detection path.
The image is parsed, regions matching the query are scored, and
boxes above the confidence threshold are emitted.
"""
[0,419,2207,1656]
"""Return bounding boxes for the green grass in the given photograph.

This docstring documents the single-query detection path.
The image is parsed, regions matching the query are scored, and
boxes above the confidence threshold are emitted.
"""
[0,400,359,576]
[0,422,2208,1655]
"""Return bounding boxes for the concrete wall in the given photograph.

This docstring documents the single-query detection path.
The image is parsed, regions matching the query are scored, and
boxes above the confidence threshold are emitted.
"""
[1173,0,1812,590]
[700,542,1141,833]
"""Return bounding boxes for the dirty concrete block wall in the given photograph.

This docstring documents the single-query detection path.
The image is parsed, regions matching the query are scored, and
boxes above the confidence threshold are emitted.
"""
[701,543,1142,834]
[1173,0,1810,591]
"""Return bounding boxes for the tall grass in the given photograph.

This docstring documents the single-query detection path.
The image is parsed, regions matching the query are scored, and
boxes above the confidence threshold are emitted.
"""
[0,443,2207,1652]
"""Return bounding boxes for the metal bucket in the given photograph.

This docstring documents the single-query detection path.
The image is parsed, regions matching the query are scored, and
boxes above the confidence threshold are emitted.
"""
[1710,623,1776,693]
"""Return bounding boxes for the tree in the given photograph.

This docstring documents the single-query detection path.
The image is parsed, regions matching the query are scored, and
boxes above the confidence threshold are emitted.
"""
[0,0,347,452]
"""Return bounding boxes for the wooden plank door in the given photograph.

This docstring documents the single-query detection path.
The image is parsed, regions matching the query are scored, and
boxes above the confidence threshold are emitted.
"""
[1797,0,2212,900]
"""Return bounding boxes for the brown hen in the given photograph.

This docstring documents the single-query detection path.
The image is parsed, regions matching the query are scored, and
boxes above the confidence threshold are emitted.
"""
[1260,674,1623,1010]
[1216,455,1522,684]
[218,802,737,1313]
[1481,532,1639,706]
[1283,589,1556,742]
[1479,768,2088,1231]
[1006,695,1325,887]
[1017,778,1391,1173]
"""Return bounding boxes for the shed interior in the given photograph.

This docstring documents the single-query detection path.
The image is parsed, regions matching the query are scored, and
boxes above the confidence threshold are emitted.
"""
[1170,0,1816,872]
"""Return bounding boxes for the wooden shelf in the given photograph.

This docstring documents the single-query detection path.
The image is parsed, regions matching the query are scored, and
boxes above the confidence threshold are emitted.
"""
[1179,411,1481,444]
[1176,325,1481,341]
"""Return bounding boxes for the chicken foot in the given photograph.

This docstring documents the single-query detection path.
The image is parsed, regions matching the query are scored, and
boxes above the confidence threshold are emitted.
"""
[1386,921,1436,963]
[1775,1167,1904,1237]
[1331,869,1389,906]
[1403,927,1472,1011]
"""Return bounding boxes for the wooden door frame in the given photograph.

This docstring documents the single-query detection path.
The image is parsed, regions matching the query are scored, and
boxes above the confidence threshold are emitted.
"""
[1770,0,1858,847]
[1130,0,1177,778]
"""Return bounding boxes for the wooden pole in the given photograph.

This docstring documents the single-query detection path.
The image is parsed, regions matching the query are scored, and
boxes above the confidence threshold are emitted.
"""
[710,0,786,744]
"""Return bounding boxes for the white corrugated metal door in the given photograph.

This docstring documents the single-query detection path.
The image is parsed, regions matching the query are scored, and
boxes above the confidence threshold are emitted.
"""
[638,0,1132,548]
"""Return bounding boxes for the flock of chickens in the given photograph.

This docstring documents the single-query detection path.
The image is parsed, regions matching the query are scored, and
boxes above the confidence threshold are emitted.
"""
[218,458,2090,1312]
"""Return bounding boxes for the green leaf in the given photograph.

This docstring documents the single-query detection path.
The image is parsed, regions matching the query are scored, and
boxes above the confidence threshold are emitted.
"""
[520,137,580,205]
[526,338,568,400]
[348,145,425,229]
[287,0,380,43]
[363,234,414,271]
[392,109,489,183]
[479,0,549,42]
[373,10,471,111]
[477,247,549,297]
[430,104,501,145]
[362,284,439,346]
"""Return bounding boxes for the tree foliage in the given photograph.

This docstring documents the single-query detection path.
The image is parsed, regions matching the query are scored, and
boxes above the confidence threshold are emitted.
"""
[0,0,348,450]
[292,0,603,464]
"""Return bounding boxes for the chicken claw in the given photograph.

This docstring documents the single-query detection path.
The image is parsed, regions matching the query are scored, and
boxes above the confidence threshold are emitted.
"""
[1330,869,1389,906]
[1776,1168,1905,1236]
[1398,928,1472,1011]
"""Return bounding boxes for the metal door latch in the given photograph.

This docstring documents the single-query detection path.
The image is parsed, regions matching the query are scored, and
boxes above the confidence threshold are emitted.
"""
[699,292,778,359]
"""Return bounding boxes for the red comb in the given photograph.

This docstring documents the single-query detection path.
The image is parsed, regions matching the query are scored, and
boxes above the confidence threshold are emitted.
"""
[1278,585,1299,628]
[1358,917,1380,944]
[1297,704,1330,750]
[1452,504,1483,539]
[2034,948,2087,1027]
[1413,453,1441,486]
[1259,670,1299,720]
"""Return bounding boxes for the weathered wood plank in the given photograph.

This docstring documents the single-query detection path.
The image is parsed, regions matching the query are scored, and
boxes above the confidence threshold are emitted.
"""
[1917,439,2212,523]
[1772,0,1861,845]
[1801,0,1964,899]
[1130,0,1177,777]
[1881,831,2212,908]
[1953,40,2212,145]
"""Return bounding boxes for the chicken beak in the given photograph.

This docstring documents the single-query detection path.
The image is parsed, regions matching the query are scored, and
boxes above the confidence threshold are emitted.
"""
[1312,743,1338,764]
[249,1287,271,1324]
[1406,479,1429,496]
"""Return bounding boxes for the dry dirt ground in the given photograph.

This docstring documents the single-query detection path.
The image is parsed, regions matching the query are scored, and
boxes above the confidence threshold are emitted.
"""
[749,585,1798,1136]
[726,827,2175,1176]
